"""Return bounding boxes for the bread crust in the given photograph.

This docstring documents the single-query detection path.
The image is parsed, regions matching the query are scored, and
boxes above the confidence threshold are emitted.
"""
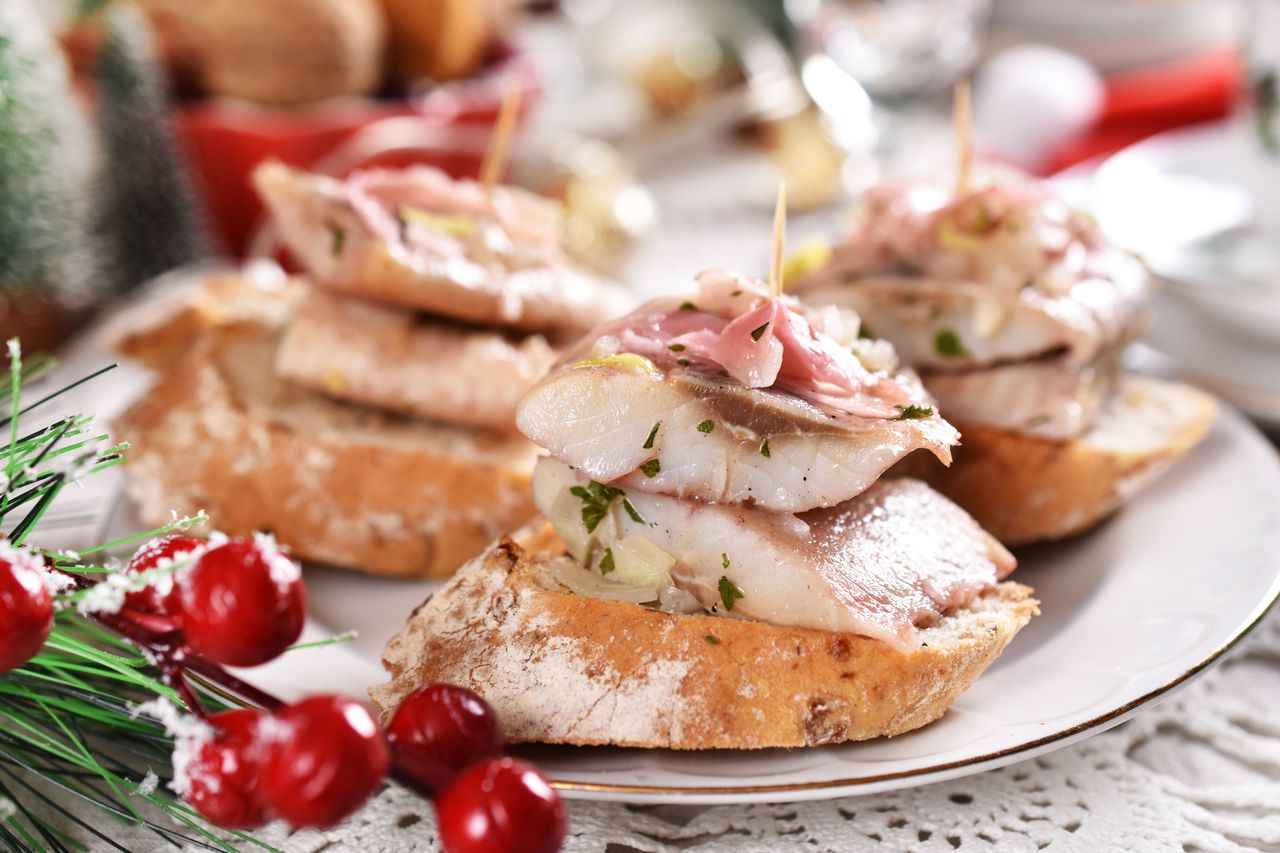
[372,530,1038,749]
[114,324,538,578]
[900,374,1217,545]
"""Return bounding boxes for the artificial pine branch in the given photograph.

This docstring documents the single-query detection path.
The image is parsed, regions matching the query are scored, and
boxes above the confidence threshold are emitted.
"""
[0,343,287,852]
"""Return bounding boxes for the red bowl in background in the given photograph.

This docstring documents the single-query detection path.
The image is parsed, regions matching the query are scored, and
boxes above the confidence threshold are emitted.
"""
[174,44,540,257]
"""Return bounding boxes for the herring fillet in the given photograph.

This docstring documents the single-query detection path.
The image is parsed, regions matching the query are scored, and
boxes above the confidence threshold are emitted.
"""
[276,289,557,432]
[533,458,1015,651]
[516,363,957,513]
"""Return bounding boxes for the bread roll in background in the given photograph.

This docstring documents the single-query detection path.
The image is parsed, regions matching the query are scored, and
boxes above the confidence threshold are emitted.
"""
[136,0,386,105]
[378,0,513,85]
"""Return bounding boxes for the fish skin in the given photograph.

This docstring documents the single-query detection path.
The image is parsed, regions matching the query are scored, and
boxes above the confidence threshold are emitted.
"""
[534,458,1015,652]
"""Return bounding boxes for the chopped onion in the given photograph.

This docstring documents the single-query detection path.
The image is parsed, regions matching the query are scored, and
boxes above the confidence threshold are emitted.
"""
[610,536,676,588]
[548,487,594,563]
[657,584,703,614]
[546,559,657,603]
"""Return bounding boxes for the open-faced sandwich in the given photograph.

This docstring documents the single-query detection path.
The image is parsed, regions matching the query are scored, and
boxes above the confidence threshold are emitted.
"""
[114,162,630,579]
[787,172,1216,545]
[372,269,1037,749]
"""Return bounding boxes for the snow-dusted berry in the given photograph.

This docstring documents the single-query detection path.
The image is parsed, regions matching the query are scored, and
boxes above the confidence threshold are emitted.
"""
[180,536,305,667]
[258,695,388,828]
[385,684,504,796]
[435,757,566,853]
[182,708,271,828]
[123,534,204,616]
[0,545,54,672]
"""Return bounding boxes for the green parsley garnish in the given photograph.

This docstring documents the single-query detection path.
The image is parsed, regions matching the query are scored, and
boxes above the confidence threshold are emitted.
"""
[760,440,771,458]
[622,498,645,524]
[857,321,871,339]
[750,322,770,341]
[639,458,661,477]
[679,301,697,311]
[642,421,661,450]
[598,548,615,574]
[704,635,721,645]
[933,328,970,359]
[696,420,714,434]
[667,343,686,352]
[718,576,744,611]
[676,358,691,367]
[569,481,623,534]
[721,552,730,569]
[894,403,934,420]
[324,219,345,257]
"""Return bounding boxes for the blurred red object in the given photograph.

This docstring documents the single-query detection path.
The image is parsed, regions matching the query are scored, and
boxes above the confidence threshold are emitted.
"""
[175,45,538,256]
[1046,48,1244,174]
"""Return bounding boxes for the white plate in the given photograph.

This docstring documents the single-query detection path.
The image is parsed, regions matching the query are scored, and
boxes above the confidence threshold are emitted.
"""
[188,405,1280,805]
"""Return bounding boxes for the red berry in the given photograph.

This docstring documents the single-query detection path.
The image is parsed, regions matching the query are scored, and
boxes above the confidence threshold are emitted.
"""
[386,684,505,796]
[0,548,53,672]
[258,695,388,828]
[436,757,566,853]
[123,535,204,615]
[180,537,305,666]
[181,709,270,829]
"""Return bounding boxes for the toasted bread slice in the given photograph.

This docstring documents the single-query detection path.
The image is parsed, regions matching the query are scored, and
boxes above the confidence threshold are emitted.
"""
[899,373,1217,546]
[108,266,304,371]
[275,289,558,432]
[372,528,1038,749]
[114,324,538,578]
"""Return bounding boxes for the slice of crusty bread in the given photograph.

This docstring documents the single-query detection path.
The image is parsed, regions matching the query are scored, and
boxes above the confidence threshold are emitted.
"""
[108,266,304,371]
[113,323,539,578]
[898,373,1217,546]
[372,527,1038,749]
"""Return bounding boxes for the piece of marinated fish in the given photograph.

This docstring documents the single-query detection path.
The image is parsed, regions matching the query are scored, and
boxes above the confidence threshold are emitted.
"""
[253,161,632,335]
[533,457,1015,652]
[923,350,1121,441]
[277,289,557,432]
[516,271,958,512]
[790,177,1151,369]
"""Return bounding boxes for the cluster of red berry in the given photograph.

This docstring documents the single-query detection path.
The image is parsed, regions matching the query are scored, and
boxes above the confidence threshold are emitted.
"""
[0,533,567,852]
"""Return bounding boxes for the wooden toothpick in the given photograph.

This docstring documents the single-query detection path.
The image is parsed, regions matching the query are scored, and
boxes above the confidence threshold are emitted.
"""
[481,85,523,192]
[953,79,973,197]
[770,182,787,297]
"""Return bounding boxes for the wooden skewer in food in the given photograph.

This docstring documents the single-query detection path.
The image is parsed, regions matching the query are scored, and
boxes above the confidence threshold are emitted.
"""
[481,85,524,193]
[953,79,973,196]
[770,181,787,297]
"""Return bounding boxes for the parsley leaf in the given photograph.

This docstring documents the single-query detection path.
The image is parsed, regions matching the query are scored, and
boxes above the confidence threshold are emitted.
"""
[667,343,686,352]
[894,403,934,420]
[639,458,661,477]
[676,358,691,367]
[857,321,872,339]
[599,548,615,575]
[718,576,744,611]
[642,421,661,450]
[704,634,721,645]
[569,481,622,533]
[696,419,714,433]
[679,301,697,311]
[933,328,970,359]
[721,552,730,569]
[622,498,645,524]
[760,439,771,458]
[750,322,770,341]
